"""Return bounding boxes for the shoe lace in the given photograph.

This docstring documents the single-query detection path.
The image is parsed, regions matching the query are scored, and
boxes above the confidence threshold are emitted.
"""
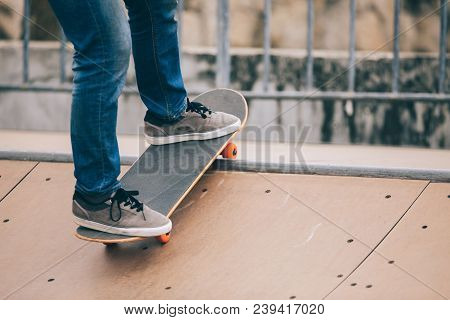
[109,188,145,222]
[186,98,212,119]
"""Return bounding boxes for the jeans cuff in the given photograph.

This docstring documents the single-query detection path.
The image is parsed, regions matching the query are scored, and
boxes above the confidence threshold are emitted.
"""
[74,181,121,203]
[144,97,187,126]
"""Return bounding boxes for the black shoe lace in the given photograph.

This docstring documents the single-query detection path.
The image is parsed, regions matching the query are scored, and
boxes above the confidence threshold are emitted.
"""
[109,188,145,222]
[186,98,212,119]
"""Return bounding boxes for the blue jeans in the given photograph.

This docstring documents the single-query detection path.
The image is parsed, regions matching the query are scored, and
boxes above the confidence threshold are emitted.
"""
[49,0,187,199]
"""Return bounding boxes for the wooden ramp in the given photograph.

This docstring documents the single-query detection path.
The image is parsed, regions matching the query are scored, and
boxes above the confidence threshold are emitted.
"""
[0,160,36,201]
[0,160,448,299]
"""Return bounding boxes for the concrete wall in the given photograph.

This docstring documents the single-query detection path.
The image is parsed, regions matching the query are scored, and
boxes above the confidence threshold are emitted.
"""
[2,0,448,52]
[0,41,449,148]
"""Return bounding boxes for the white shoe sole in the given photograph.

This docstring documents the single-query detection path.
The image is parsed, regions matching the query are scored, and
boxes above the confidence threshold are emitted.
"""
[145,119,241,145]
[74,216,172,237]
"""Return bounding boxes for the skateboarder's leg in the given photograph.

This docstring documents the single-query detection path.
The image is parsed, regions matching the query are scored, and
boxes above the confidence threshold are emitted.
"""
[49,0,130,199]
[124,0,241,145]
[124,0,187,122]
[50,0,172,236]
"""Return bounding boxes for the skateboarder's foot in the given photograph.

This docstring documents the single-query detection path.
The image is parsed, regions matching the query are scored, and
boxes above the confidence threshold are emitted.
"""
[72,188,172,237]
[144,98,241,145]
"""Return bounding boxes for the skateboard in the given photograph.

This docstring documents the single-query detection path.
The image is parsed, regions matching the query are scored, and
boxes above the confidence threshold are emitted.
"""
[75,88,248,245]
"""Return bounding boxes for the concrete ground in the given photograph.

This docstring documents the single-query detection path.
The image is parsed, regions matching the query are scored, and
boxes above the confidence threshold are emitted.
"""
[0,159,449,299]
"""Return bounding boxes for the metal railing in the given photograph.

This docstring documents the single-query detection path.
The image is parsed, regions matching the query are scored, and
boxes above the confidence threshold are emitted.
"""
[1,0,450,102]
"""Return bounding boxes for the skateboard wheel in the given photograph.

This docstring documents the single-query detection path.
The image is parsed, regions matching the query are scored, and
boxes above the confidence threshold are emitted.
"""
[221,142,238,159]
[156,232,171,244]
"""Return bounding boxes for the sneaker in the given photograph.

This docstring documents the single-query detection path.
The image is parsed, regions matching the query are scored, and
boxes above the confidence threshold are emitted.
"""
[72,188,172,237]
[144,98,241,145]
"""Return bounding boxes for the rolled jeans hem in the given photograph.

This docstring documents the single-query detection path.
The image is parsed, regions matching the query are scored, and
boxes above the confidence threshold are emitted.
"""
[75,180,122,203]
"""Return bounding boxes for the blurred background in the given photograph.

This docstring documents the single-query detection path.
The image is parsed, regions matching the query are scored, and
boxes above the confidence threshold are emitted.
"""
[0,0,449,149]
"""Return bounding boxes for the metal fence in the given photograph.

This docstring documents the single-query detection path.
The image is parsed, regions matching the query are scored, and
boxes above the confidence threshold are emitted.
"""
[1,0,450,103]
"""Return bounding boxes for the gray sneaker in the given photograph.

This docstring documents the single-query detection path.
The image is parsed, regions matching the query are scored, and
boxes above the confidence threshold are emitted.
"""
[144,99,241,145]
[72,188,172,237]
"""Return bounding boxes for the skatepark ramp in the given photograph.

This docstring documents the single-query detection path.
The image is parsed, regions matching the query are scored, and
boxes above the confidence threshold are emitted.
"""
[0,1,449,299]
[1,159,449,299]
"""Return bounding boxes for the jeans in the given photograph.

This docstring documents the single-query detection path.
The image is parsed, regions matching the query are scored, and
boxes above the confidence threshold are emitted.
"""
[48,0,187,199]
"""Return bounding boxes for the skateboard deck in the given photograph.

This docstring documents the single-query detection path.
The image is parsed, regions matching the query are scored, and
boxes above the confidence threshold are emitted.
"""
[75,88,248,245]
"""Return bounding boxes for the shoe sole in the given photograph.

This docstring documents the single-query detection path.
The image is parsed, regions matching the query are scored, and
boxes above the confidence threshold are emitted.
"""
[145,119,241,145]
[73,216,172,237]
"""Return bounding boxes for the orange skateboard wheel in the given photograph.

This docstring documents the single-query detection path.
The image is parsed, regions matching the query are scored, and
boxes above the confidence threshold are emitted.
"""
[221,142,237,159]
[156,232,171,244]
